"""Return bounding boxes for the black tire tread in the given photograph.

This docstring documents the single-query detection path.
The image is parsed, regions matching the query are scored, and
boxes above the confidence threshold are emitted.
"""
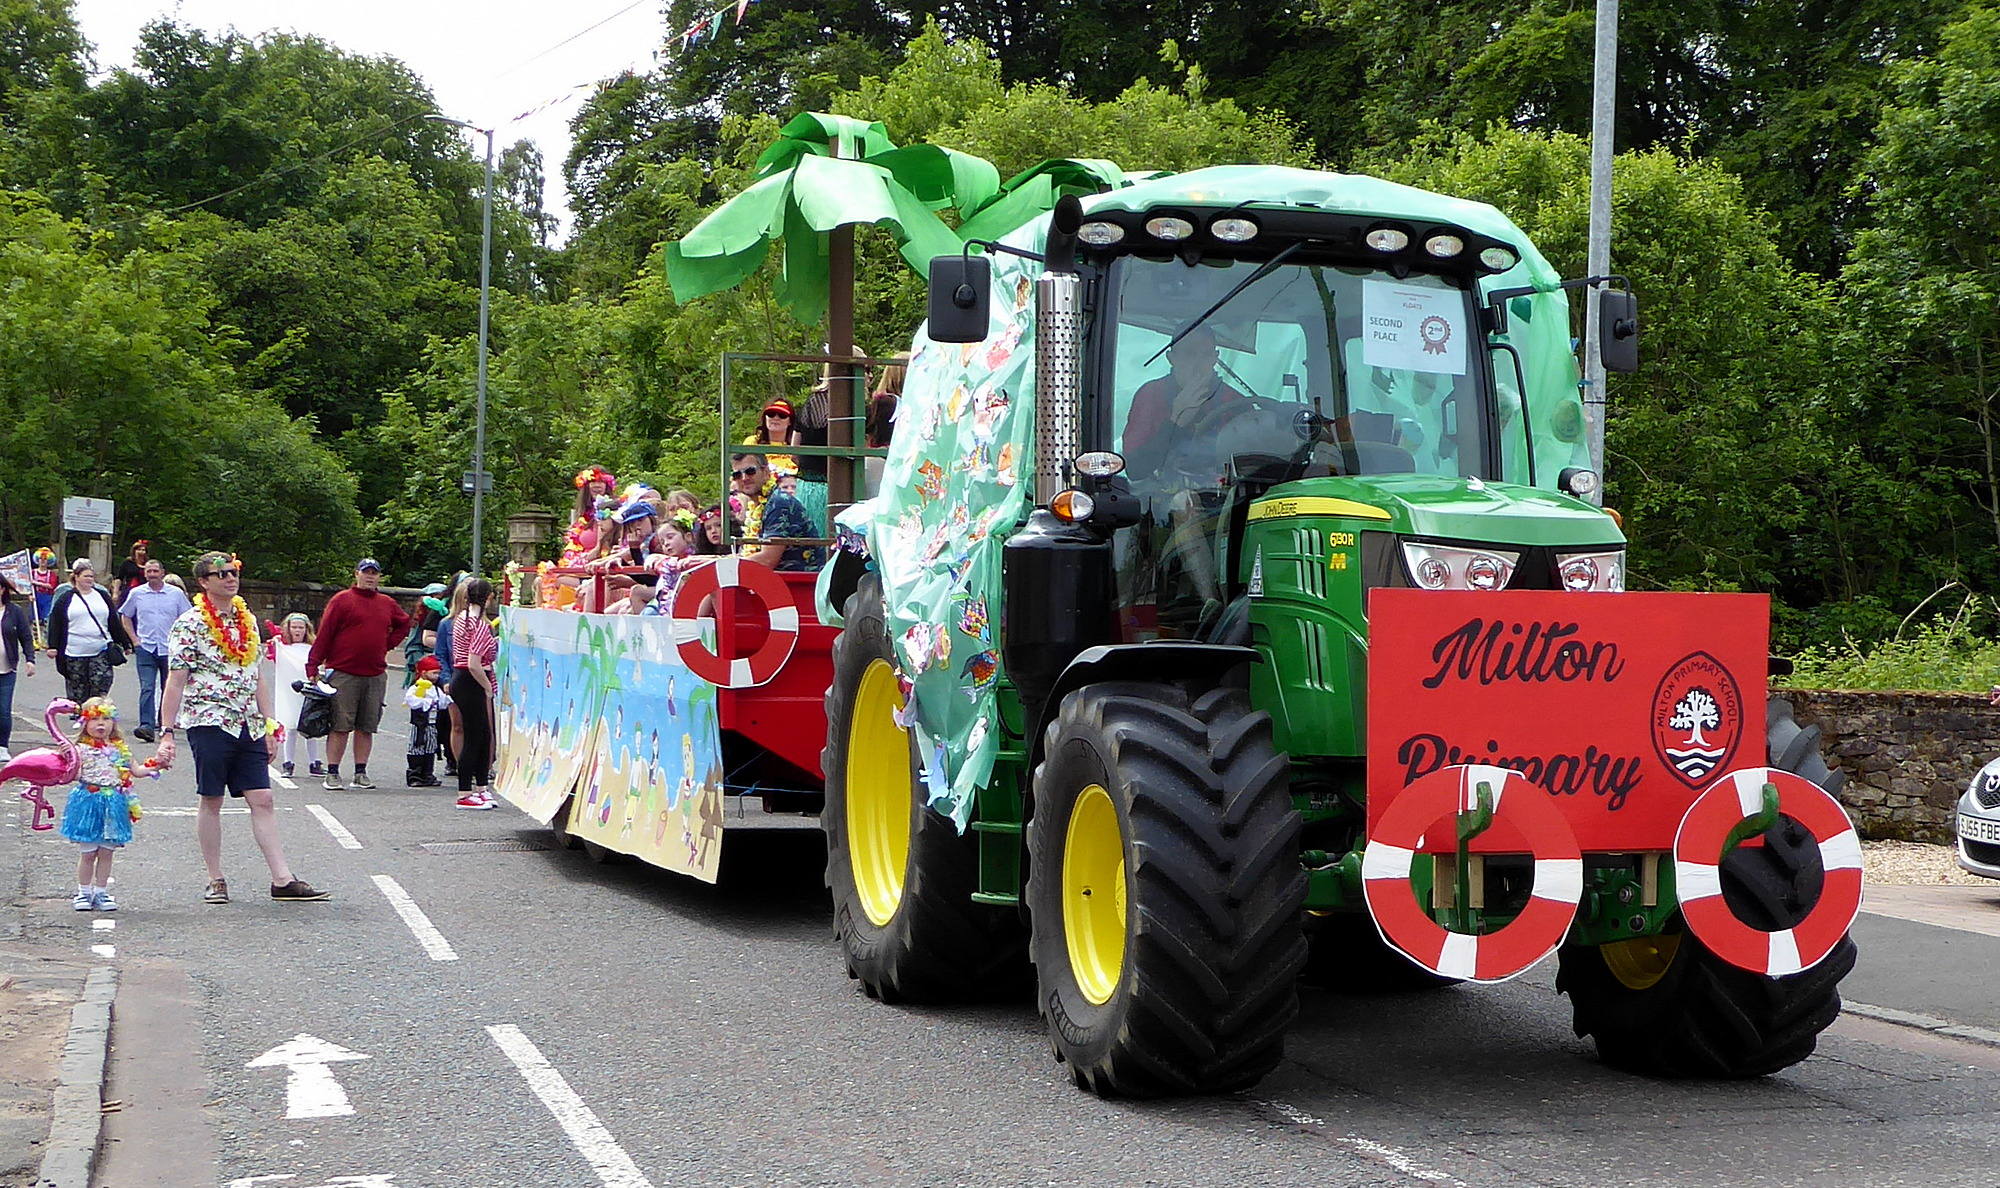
[1028,681,1306,1097]
[1556,695,1858,1078]
[820,575,1024,1004]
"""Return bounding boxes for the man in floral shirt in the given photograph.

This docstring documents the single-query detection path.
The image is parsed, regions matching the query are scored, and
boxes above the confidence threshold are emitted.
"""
[152,552,329,905]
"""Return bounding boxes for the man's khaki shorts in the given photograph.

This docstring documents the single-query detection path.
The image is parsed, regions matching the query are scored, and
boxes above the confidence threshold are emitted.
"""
[327,670,388,734]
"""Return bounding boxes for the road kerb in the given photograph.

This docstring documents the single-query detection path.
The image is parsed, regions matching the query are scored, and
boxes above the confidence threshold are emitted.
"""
[1845,1000,2000,1049]
[33,965,117,1188]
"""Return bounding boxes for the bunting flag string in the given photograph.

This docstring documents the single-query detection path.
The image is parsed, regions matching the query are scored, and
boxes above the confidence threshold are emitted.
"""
[676,0,758,52]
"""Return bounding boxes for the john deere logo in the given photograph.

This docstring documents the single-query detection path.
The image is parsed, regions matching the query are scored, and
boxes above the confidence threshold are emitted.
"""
[1650,652,1743,788]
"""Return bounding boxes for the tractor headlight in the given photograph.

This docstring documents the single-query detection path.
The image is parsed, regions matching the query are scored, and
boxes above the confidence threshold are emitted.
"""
[1555,550,1624,592]
[1401,543,1520,591]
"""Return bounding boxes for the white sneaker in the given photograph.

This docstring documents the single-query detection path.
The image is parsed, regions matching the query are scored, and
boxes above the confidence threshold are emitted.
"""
[72,890,94,911]
[454,791,494,811]
[93,889,118,912]
[0,746,12,763]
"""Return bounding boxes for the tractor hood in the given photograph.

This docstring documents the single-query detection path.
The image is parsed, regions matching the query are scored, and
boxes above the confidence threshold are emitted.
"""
[1254,473,1625,548]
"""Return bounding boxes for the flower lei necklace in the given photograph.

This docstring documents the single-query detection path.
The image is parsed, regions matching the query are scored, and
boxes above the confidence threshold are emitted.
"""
[197,592,258,666]
[81,736,136,790]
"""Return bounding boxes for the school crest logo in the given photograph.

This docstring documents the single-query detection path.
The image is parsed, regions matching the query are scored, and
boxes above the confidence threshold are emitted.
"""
[1650,651,1744,789]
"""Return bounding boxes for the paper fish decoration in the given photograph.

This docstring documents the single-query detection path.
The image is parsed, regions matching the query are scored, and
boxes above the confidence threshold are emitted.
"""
[920,523,952,566]
[967,716,990,754]
[900,622,952,675]
[946,384,970,420]
[959,650,999,700]
[985,325,1022,371]
[971,386,1011,444]
[956,596,990,645]
[994,443,1018,486]
[916,460,947,503]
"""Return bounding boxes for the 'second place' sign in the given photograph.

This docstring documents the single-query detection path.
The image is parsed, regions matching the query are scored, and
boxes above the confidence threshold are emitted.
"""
[61,496,115,535]
[1366,589,1770,853]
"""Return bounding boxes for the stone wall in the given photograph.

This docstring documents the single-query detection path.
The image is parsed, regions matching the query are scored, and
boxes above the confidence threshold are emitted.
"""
[1776,689,1995,843]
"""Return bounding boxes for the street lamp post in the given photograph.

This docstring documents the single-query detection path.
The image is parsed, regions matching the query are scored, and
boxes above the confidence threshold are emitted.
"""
[429,114,495,572]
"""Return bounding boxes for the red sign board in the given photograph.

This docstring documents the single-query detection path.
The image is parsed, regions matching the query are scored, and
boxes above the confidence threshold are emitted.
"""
[1366,590,1769,853]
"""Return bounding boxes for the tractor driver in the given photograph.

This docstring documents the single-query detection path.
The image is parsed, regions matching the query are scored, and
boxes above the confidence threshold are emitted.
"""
[1116,325,1256,639]
[1119,326,1253,481]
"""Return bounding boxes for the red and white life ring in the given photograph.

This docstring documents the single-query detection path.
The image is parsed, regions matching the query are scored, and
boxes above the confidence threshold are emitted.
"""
[1362,764,1584,983]
[1673,767,1862,977]
[669,556,799,688]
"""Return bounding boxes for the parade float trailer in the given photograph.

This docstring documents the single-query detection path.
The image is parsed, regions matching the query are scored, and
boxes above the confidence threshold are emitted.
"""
[497,149,1862,1097]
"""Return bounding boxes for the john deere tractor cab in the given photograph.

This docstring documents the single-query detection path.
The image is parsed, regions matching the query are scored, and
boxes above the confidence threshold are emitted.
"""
[821,165,1855,1098]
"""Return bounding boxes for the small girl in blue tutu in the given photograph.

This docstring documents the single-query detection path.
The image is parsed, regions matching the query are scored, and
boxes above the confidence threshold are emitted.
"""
[60,698,157,911]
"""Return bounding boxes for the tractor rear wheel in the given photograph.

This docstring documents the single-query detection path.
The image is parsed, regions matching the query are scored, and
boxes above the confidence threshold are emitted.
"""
[821,575,1023,1003]
[1027,681,1306,1096]
[1558,702,1856,1077]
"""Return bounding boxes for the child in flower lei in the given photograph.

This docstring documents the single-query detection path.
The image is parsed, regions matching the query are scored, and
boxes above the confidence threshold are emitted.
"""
[59,698,161,912]
[644,509,706,614]
[192,553,257,665]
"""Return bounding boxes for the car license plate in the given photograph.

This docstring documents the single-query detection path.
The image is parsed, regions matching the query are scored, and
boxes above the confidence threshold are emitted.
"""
[1960,815,2000,844]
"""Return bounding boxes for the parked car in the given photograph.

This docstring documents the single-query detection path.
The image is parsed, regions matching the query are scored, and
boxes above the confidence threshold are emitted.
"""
[1956,757,2000,880]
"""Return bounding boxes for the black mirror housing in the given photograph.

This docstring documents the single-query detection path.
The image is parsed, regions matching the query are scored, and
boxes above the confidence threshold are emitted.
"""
[1599,289,1639,373]
[927,255,991,344]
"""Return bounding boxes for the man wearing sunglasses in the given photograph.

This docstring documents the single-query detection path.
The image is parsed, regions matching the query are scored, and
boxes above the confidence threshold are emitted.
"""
[153,552,328,904]
[729,454,823,572]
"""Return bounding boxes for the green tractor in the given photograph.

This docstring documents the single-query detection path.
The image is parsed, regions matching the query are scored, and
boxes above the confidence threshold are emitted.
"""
[814,166,1859,1096]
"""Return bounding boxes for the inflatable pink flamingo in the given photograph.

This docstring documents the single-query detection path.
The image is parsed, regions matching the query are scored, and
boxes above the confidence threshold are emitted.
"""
[0,698,80,831]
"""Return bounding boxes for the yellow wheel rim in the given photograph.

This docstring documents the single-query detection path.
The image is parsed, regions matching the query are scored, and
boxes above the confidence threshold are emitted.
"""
[1062,783,1128,1005]
[846,658,913,928]
[1602,933,1682,991]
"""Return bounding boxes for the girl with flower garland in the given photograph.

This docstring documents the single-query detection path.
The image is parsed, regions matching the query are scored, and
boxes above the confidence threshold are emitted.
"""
[644,509,706,613]
[60,698,159,911]
[550,467,617,610]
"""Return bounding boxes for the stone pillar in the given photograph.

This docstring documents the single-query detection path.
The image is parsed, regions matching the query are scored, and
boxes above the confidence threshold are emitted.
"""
[506,509,558,570]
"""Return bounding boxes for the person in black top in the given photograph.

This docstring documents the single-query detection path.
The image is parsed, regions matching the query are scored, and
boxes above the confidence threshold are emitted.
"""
[113,540,149,608]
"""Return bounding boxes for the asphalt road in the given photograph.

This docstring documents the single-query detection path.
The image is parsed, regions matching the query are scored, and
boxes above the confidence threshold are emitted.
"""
[9,663,2000,1188]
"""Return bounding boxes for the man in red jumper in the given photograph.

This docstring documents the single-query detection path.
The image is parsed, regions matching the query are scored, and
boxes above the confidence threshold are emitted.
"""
[308,558,413,790]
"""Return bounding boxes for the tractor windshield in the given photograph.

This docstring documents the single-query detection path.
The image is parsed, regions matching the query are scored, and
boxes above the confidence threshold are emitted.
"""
[1099,252,1497,641]
[1101,254,1494,485]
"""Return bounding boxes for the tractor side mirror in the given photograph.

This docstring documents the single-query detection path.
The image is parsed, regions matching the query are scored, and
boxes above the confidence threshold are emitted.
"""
[927,255,991,344]
[1599,289,1639,373]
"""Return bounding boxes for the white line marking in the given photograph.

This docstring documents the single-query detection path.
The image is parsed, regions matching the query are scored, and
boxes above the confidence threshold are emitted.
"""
[486,1024,654,1188]
[306,804,363,850]
[92,919,114,931]
[1263,1100,1468,1186]
[146,806,295,816]
[370,875,457,961]
[270,766,298,789]
[91,944,114,958]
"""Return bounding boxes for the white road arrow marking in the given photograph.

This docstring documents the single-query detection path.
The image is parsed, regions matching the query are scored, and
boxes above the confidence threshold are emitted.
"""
[246,1034,371,1119]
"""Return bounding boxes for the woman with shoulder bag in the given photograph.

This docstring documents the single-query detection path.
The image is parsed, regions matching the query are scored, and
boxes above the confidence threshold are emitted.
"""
[45,559,130,703]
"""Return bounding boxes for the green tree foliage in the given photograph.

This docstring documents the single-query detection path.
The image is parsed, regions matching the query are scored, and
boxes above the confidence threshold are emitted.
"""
[0,194,359,575]
[1841,3,2000,604]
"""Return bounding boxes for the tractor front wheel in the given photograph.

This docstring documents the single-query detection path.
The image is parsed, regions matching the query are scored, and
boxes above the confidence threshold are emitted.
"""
[1027,681,1306,1096]
[821,575,1023,1003]
[1557,810,1856,1077]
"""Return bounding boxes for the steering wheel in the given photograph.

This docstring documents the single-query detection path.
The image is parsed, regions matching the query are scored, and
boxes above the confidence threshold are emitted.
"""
[1161,396,1296,481]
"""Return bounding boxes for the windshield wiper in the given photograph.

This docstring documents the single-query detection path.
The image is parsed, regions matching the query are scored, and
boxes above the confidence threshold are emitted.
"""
[1146,240,1309,366]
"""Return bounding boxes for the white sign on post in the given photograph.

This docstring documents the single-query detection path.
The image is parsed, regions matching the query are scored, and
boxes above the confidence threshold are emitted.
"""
[1361,280,1468,376]
[61,496,115,536]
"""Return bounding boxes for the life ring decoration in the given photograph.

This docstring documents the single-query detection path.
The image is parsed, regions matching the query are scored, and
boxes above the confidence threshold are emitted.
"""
[1361,764,1583,983]
[669,556,799,688]
[1672,767,1862,977]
